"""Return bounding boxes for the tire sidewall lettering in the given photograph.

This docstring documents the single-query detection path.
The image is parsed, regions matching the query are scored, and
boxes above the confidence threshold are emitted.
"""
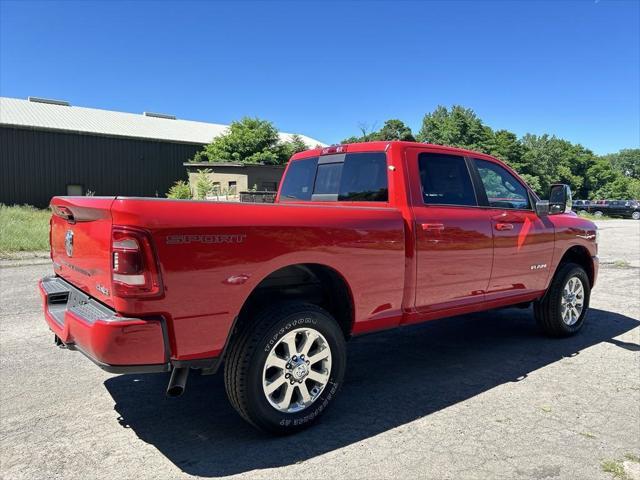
[264,316,318,353]
[279,381,340,427]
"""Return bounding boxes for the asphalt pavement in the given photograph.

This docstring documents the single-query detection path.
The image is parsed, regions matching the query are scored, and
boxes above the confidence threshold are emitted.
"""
[1,220,638,480]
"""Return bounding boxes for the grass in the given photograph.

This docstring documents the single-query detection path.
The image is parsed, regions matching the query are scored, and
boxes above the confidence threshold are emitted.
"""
[577,212,613,221]
[613,260,631,268]
[602,459,627,479]
[0,204,51,257]
[601,454,640,480]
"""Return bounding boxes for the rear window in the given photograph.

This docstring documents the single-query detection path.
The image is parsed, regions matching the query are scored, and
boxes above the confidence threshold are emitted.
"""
[279,157,318,201]
[280,152,388,202]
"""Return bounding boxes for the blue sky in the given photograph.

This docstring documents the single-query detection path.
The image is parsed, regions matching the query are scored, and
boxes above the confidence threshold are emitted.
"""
[1,0,638,154]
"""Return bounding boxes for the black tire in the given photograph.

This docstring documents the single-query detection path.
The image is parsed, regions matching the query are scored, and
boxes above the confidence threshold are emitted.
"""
[593,210,604,217]
[224,302,346,434]
[534,262,591,337]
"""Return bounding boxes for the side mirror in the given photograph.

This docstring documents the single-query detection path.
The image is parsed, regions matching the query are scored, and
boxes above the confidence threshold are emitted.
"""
[548,184,572,215]
[536,200,550,216]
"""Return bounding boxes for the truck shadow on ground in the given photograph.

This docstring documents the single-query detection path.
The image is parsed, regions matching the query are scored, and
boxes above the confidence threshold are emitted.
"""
[104,307,638,477]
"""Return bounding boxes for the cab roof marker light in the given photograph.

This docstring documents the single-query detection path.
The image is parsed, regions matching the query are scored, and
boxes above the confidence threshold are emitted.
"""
[321,145,348,155]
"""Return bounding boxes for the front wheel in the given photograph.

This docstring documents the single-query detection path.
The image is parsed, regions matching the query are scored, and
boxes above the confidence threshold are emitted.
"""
[593,210,604,217]
[632,211,640,220]
[534,263,591,337]
[224,302,346,434]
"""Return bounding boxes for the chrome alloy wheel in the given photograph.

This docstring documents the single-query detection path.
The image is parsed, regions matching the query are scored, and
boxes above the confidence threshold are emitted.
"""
[561,276,585,326]
[262,327,332,413]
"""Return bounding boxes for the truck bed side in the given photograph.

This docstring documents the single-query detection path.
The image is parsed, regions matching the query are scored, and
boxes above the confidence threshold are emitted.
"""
[110,198,406,360]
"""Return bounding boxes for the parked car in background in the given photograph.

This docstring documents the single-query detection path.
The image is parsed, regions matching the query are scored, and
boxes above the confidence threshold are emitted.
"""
[590,200,610,217]
[606,200,640,219]
[589,199,640,219]
[572,199,591,215]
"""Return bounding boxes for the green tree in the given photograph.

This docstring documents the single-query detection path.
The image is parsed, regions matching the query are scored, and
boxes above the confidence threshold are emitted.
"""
[519,173,542,194]
[192,117,303,165]
[279,134,309,160]
[417,105,491,151]
[166,180,192,199]
[342,119,415,143]
[519,134,591,196]
[484,129,524,169]
[376,119,415,141]
[594,176,640,199]
[585,158,618,198]
[602,148,640,179]
[341,122,379,144]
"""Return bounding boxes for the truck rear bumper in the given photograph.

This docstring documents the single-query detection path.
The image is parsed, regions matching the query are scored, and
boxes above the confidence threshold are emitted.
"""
[39,276,170,374]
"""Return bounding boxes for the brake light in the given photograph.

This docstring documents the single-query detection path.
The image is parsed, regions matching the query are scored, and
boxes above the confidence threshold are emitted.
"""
[111,227,163,298]
[321,145,348,155]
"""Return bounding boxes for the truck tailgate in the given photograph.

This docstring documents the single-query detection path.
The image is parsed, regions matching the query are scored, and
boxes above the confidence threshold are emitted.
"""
[50,196,116,307]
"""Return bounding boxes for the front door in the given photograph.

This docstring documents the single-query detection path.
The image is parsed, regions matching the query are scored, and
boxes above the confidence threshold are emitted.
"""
[471,158,555,299]
[408,149,494,313]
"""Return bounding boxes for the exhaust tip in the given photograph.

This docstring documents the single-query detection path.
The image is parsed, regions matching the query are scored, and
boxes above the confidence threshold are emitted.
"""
[166,385,185,397]
[166,367,189,397]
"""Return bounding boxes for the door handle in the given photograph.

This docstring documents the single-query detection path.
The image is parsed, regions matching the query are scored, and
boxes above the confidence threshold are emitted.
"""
[421,223,444,231]
[495,223,514,231]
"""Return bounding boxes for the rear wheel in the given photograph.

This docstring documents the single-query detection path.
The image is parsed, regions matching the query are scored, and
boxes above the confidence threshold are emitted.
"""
[632,211,640,220]
[534,263,590,337]
[593,210,604,217]
[224,302,346,434]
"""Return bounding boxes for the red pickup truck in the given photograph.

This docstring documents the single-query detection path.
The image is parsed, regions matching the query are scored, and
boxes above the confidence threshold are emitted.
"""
[40,141,598,434]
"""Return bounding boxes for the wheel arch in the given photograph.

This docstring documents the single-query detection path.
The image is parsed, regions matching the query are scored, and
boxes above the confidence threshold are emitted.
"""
[232,263,355,341]
[556,245,595,287]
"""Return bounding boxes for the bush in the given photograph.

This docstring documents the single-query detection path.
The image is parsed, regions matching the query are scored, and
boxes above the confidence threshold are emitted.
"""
[194,169,214,199]
[166,180,192,199]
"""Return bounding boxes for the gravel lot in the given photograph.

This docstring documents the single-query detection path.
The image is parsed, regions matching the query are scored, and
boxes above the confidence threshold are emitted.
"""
[1,220,638,480]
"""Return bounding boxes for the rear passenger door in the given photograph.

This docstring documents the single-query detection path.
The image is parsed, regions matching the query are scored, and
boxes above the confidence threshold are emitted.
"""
[471,158,555,299]
[407,149,494,313]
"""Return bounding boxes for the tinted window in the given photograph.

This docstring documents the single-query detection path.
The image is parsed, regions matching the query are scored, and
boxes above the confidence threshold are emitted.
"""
[314,163,343,195]
[280,152,388,202]
[279,157,318,200]
[338,152,388,201]
[418,153,477,206]
[475,159,530,209]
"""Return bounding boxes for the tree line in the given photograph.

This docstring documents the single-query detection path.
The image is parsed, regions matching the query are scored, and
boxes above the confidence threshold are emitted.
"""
[187,106,639,200]
[342,106,639,199]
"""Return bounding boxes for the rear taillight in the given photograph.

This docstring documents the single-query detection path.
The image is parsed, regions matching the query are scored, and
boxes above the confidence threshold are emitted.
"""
[111,227,163,298]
